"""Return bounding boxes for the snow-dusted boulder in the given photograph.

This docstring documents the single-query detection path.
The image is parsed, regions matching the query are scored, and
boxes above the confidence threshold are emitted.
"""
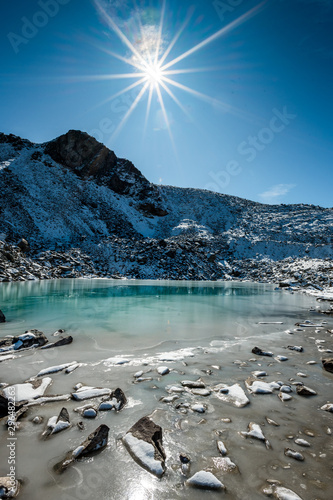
[123,416,166,477]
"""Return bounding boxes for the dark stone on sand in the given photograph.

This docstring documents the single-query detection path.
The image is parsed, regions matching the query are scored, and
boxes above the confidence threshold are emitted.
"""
[252,346,273,357]
[322,358,333,374]
[296,385,317,396]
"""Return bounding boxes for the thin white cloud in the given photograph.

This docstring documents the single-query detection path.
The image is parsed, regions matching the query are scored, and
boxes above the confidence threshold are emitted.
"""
[259,183,296,203]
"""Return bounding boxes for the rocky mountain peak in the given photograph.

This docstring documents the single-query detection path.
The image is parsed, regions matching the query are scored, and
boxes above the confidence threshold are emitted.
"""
[44,129,117,177]
[43,130,167,214]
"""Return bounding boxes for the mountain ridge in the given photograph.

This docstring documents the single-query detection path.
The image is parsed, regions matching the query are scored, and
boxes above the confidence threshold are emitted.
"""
[0,130,332,283]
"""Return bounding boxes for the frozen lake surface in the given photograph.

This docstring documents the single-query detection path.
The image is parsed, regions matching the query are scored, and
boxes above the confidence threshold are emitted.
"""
[0,280,332,500]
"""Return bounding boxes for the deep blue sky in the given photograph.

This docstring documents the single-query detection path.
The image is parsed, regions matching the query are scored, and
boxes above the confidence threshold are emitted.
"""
[1,0,332,207]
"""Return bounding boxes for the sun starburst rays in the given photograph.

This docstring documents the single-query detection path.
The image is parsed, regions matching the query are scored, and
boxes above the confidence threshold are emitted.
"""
[93,0,268,144]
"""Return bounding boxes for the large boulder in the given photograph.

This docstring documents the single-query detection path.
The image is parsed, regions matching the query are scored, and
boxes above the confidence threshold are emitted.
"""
[123,416,166,477]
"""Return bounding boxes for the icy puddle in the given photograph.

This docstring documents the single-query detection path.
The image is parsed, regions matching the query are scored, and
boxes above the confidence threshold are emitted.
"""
[0,279,332,500]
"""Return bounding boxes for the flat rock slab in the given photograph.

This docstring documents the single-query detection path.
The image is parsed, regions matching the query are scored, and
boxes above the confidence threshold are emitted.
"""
[71,386,111,401]
[123,416,166,477]
[273,486,303,500]
[246,377,280,394]
[36,361,77,377]
[3,377,52,402]
[214,383,250,407]
[186,471,224,490]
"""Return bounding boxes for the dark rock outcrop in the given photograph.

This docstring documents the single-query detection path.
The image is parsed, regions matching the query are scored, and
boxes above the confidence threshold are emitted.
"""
[0,310,5,323]
[123,416,166,477]
[44,130,167,214]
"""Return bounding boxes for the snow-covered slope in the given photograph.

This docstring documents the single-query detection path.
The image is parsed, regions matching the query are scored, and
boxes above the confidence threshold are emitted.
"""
[0,130,332,282]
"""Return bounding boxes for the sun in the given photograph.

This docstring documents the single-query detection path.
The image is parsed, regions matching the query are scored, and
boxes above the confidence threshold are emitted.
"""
[143,61,164,86]
[92,0,268,143]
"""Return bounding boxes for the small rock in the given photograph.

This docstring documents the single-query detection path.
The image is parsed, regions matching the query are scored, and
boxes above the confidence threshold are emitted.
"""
[32,416,43,424]
[278,392,292,402]
[191,404,206,413]
[294,438,310,447]
[266,417,280,426]
[273,485,304,499]
[321,403,333,413]
[217,440,227,456]
[284,448,304,461]
[241,422,270,448]
[275,355,288,362]
[83,407,97,418]
[322,358,333,373]
[296,386,317,396]
[191,388,211,396]
[17,238,29,252]
[157,366,170,376]
[186,471,224,490]
[252,347,273,357]
[287,346,303,352]
[181,380,205,389]
[42,407,70,437]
